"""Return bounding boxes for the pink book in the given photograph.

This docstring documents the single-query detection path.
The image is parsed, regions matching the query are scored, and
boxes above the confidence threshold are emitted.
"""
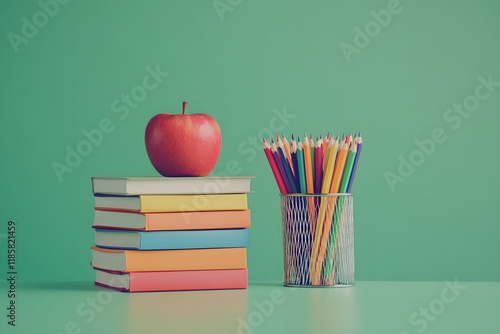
[95,268,248,292]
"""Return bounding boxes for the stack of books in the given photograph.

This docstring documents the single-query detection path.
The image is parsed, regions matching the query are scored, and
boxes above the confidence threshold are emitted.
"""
[89,176,253,292]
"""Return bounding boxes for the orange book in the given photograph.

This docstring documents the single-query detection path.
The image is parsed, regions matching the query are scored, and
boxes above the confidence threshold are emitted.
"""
[94,268,248,292]
[91,246,247,272]
[92,209,251,231]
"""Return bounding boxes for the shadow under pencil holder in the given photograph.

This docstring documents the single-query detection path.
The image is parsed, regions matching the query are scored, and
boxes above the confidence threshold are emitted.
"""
[280,193,354,287]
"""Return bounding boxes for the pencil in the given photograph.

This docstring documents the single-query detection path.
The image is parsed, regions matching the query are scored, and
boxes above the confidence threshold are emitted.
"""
[310,134,315,192]
[322,141,357,280]
[271,141,291,193]
[278,143,298,193]
[263,139,287,193]
[290,136,300,191]
[303,135,314,194]
[276,134,293,173]
[304,135,317,236]
[322,135,330,170]
[281,134,294,174]
[314,138,323,193]
[329,140,349,194]
[296,138,307,194]
[312,141,349,283]
[309,139,338,282]
[339,142,357,194]
[346,135,362,193]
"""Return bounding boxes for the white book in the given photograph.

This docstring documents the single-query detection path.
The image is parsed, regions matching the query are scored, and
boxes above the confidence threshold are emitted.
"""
[91,176,253,195]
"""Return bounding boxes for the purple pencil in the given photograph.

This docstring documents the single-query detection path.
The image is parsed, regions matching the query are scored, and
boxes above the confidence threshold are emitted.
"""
[346,134,362,193]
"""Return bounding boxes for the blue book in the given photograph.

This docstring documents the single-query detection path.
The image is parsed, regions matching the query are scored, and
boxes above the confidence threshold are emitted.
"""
[94,228,249,250]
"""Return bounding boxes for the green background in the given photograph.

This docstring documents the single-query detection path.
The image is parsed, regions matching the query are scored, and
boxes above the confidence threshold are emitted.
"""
[1,0,499,282]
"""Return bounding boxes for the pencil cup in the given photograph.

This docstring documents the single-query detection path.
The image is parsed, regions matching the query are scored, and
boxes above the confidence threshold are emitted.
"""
[280,193,354,287]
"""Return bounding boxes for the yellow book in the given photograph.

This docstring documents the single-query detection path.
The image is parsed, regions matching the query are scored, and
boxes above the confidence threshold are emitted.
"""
[91,246,247,272]
[95,194,248,213]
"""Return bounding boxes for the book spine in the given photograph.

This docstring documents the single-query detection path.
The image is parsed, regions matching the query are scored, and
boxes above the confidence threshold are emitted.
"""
[137,229,250,250]
[141,194,248,212]
[125,247,247,271]
[129,269,248,292]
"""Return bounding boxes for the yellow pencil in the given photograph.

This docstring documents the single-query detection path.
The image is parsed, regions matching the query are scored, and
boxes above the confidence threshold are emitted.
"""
[312,141,349,284]
[309,139,338,282]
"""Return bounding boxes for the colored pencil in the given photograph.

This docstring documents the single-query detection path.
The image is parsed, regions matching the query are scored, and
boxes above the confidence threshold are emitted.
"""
[310,134,315,191]
[322,135,329,170]
[346,135,362,193]
[278,144,298,193]
[296,139,307,194]
[263,139,287,193]
[311,141,349,283]
[261,132,363,285]
[314,138,323,193]
[309,139,338,282]
[281,134,294,174]
[271,141,291,193]
[322,141,357,280]
[303,135,314,194]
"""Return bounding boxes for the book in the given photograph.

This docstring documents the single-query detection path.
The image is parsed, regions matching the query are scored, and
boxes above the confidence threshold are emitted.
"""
[91,246,247,272]
[95,228,250,250]
[94,268,248,292]
[92,209,251,230]
[94,194,248,213]
[92,176,253,195]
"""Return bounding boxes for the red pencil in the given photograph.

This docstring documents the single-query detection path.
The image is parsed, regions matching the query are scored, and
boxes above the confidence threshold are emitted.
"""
[263,139,287,193]
[315,139,323,193]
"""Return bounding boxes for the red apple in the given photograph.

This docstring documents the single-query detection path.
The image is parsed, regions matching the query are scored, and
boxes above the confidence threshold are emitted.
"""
[145,102,222,177]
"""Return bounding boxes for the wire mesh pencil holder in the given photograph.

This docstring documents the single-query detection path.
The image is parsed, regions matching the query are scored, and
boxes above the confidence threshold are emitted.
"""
[280,193,354,287]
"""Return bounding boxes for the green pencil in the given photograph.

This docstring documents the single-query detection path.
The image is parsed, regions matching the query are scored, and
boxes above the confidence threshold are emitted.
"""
[322,142,357,281]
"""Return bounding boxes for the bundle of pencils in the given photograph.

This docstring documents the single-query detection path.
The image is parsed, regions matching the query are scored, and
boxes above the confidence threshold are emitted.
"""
[263,133,363,285]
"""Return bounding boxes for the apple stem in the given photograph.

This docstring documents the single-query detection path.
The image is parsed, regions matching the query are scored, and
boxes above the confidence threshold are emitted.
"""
[182,101,188,115]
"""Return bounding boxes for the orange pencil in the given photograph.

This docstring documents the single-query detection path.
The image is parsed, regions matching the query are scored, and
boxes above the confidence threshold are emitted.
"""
[322,135,330,170]
[329,141,349,194]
